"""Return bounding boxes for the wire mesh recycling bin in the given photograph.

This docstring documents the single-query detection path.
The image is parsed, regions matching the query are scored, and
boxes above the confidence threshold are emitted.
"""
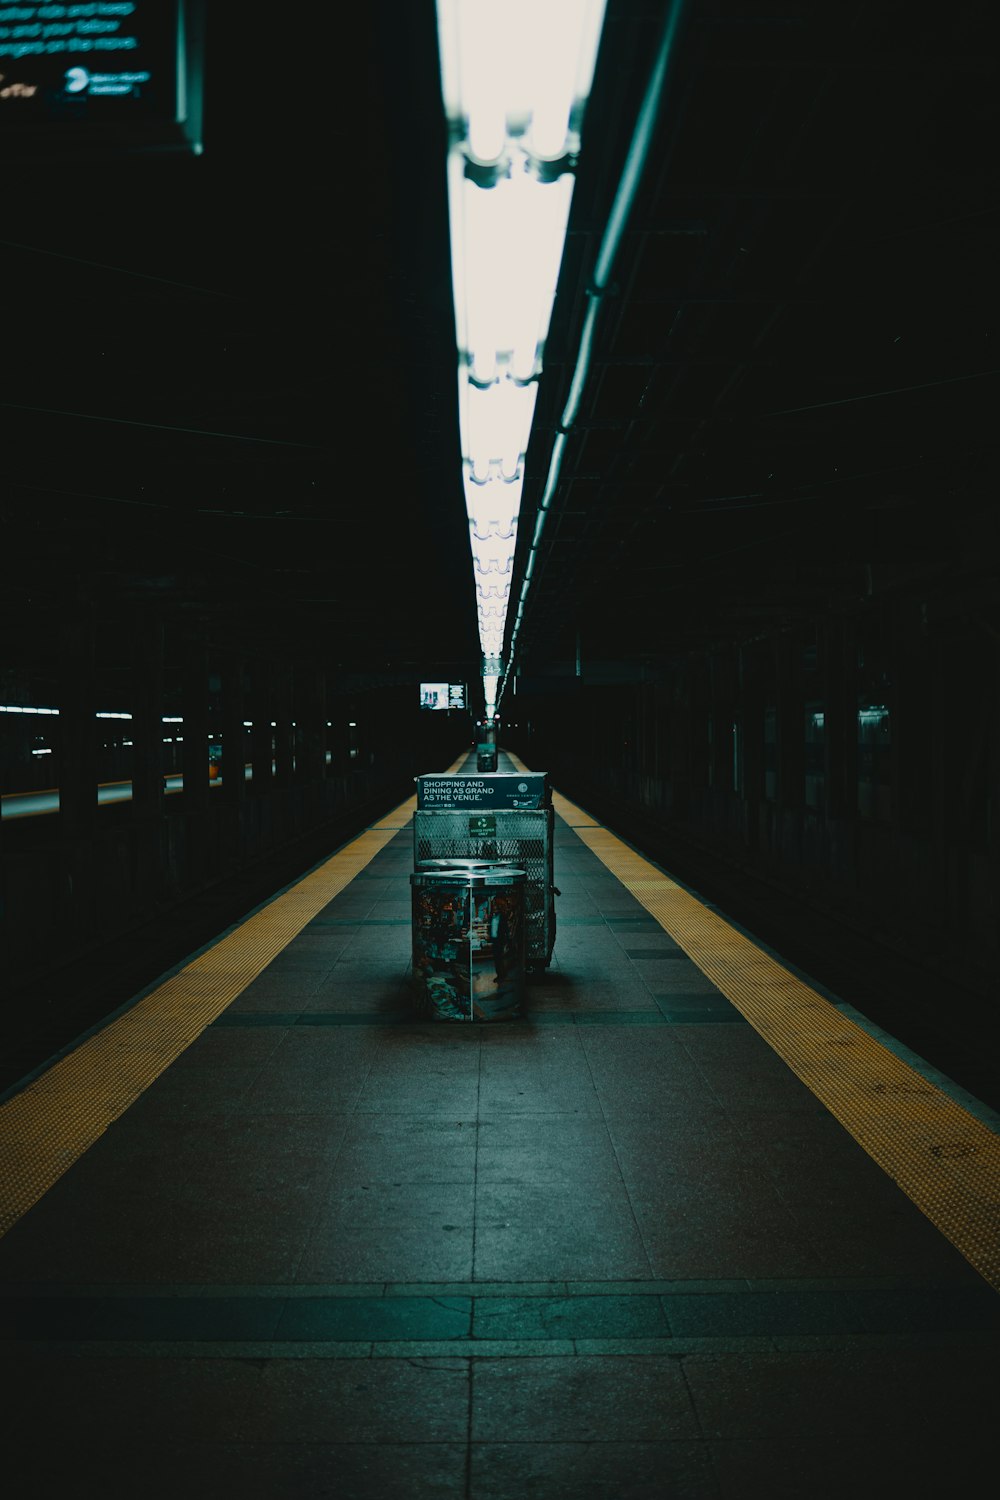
[414,773,556,970]
[410,859,526,1021]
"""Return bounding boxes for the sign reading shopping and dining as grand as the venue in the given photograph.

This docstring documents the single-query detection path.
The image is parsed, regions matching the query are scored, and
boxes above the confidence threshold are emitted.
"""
[416,774,550,811]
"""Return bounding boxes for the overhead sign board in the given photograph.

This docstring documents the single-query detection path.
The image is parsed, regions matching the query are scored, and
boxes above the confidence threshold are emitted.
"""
[419,682,467,711]
[416,773,550,810]
[0,0,204,158]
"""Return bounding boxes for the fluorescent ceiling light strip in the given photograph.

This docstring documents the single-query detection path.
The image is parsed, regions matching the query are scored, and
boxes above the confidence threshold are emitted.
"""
[438,0,608,163]
[451,165,575,387]
[466,470,523,538]
[460,374,538,483]
[437,0,610,690]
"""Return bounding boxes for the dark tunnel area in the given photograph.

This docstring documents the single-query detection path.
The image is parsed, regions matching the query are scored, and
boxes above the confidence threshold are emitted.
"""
[504,569,1000,1108]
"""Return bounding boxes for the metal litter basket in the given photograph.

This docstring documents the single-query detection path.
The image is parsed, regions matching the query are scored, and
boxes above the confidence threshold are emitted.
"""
[410,859,526,1021]
[414,804,556,970]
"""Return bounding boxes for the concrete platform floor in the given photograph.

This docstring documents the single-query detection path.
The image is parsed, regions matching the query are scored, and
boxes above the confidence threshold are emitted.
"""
[1,758,998,1497]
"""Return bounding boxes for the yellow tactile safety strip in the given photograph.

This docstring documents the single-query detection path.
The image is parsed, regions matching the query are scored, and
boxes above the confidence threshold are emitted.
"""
[0,795,421,1238]
[548,784,1000,1293]
[371,795,416,831]
[0,752,478,1236]
[551,790,600,827]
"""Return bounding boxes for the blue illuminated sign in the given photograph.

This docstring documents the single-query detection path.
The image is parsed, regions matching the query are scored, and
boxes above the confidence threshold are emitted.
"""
[0,0,204,156]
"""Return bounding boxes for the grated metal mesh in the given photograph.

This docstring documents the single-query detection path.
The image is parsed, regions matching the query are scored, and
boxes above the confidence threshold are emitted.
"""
[413,808,555,966]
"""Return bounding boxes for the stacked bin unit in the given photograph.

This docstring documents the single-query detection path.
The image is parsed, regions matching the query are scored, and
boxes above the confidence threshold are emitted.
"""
[414,772,556,970]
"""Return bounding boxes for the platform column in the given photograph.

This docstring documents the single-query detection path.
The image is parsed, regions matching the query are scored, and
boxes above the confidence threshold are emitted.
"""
[57,612,98,842]
[273,666,294,791]
[54,612,98,946]
[180,632,211,884]
[295,665,326,825]
[250,659,274,797]
[131,617,164,817]
[774,631,803,816]
[219,653,247,866]
[825,616,856,823]
[219,655,246,804]
[740,640,765,854]
[130,616,165,901]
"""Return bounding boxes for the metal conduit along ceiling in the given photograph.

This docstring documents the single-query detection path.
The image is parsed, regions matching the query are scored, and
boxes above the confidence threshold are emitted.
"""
[1,2,997,701]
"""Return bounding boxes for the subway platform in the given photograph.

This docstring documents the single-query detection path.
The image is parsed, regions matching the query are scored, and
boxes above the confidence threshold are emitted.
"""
[1,750,999,1498]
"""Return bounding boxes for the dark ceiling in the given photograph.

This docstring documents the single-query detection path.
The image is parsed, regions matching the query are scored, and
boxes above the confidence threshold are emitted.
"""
[2,0,998,710]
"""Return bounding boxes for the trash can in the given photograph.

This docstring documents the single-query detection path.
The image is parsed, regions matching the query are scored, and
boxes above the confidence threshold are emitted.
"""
[474,718,498,772]
[414,774,557,970]
[410,858,526,1021]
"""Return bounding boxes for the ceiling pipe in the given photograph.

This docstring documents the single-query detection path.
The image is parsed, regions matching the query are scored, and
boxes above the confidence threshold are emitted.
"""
[498,0,690,709]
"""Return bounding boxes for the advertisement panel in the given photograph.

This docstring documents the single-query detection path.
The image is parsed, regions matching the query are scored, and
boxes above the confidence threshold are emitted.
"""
[416,773,549,809]
[419,683,467,710]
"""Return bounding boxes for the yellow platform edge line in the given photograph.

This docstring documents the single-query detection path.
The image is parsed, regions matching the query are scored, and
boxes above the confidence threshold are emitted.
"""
[563,813,1000,1292]
[371,793,417,830]
[0,792,417,1237]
